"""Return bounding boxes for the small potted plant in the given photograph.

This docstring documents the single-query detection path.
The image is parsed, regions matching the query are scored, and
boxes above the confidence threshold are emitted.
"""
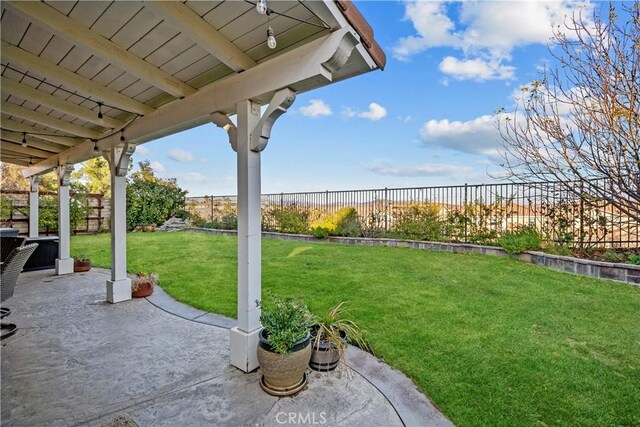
[73,255,91,272]
[310,302,370,371]
[131,272,158,298]
[256,294,315,396]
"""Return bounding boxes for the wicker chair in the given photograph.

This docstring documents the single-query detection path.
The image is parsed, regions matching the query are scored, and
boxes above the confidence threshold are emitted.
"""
[1,243,38,340]
[1,236,25,263]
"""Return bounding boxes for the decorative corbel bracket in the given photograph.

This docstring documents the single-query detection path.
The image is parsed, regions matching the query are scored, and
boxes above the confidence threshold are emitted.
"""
[29,175,41,193]
[211,112,238,152]
[321,29,358,74]
[56,165,74,187]
[104,142,136,177]
[250,88,296,152]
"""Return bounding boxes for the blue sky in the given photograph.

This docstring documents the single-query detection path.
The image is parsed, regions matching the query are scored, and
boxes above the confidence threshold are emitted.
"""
[132,0,596,197]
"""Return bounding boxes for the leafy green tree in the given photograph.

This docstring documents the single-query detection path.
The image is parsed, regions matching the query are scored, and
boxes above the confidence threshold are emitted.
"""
[71,158,111,196]
[126,160,188,230]
[0,163,57,191]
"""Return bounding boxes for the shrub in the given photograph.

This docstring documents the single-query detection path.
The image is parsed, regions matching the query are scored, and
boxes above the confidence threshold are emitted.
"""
[204,220,220,229]
[545,243,572,256]
[602,250,625,263]
[33,193,91,234]
[311,227,330,239]
[311,207,362,237]
[190,216,207,228]
[269,205,309,234]
[627,253,640,265]
[442,208,467,242]
[498,226,543,254]
[464,198,512,244]
[126,161,187,230]
[174,209,190,220]
[258,294,315,354]
[390,204,442,241]
[219,213,238,230]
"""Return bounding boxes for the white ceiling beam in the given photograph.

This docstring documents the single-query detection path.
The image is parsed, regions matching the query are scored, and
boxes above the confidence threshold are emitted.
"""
[6,1,197,99]
[1,130,66,153]
[24,29,359,176]
[2,101,102,139]
[0,119,79,147]
[1,77,126,129]
[1,41,154,116]
[1,140,53,158]
[0,155,30,166]
[143,1,257,72]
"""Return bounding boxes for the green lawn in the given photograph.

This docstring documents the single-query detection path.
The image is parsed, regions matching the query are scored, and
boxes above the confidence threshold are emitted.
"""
[72,232,640,427]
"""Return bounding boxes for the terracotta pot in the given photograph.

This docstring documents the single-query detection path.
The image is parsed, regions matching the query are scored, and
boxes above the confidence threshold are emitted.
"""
[73,259,91,272]
[257,328,311,396]
[131,282,154,298]
[310,328,346,371]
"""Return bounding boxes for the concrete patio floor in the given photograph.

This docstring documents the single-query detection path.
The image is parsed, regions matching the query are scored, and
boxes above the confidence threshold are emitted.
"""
[1,269,451,427]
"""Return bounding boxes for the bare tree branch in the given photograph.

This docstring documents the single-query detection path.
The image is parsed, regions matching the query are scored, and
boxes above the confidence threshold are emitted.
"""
[497,2,640,222]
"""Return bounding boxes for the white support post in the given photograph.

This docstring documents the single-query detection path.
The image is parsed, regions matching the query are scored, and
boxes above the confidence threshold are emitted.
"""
[28,176,41,238]
[55,165,74,275]
[227,90,295,373]
[104,142,135,303]
[230,100,262,372]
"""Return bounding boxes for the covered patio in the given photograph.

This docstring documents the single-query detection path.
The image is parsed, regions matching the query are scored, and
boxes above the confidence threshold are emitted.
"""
[1,0,384,372]
[0,2,454,424]
[1,268,450,426]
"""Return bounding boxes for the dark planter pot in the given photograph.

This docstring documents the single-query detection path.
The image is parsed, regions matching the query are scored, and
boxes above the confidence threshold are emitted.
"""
[310,327,346,371]
[257,328,311,396]
[131,282,154,298]
[73,259,91,272]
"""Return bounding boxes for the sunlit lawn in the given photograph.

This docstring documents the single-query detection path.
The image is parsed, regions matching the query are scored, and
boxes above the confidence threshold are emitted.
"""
[72,231,640,427]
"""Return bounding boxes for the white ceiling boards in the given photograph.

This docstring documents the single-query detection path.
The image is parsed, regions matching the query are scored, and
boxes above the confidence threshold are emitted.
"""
[0,0,385,175]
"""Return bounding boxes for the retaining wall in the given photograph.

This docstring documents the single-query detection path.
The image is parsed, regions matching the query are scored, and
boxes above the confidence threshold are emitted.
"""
[186,227,640,287]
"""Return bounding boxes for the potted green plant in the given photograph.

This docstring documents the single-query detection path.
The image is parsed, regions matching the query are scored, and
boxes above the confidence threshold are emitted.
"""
[131,272,158,298]
[73,255,91,272]
[256,294,315,396]
[310,302,370,371]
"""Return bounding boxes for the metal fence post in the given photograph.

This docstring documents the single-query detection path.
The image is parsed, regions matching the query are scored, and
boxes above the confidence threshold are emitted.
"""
[579,181,585,248]
[325,190,329,214]
[384,187,388,233]
[463,183,468,243]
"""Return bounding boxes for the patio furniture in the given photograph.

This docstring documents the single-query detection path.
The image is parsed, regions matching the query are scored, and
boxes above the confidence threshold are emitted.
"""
[1,243,38,340]
[1,236,25,263]
[23,237,58,272]
[0,228,19,237]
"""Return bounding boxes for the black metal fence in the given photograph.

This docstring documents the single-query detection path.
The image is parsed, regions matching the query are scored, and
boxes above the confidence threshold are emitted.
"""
[187,179,639,248]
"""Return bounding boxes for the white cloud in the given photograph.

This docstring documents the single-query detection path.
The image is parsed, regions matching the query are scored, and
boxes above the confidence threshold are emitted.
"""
[299,99,332,117]
[173,172,208,183]
[149,161,165,173]
[394,1,457,60]
[366,162,473,178]
[136,145,150,156]
[394,1,593,81]
[419,115,504,156]
[344,103,388,121]
[168,149,195,162]
[439,56,515,81]
[342,107,356,118]
[359,103,387,121]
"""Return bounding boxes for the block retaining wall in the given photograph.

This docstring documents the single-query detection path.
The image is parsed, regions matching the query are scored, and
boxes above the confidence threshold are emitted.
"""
[186,227,640,287]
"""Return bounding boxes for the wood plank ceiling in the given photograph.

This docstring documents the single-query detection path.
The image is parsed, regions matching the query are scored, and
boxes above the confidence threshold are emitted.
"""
[0,0,333,167]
